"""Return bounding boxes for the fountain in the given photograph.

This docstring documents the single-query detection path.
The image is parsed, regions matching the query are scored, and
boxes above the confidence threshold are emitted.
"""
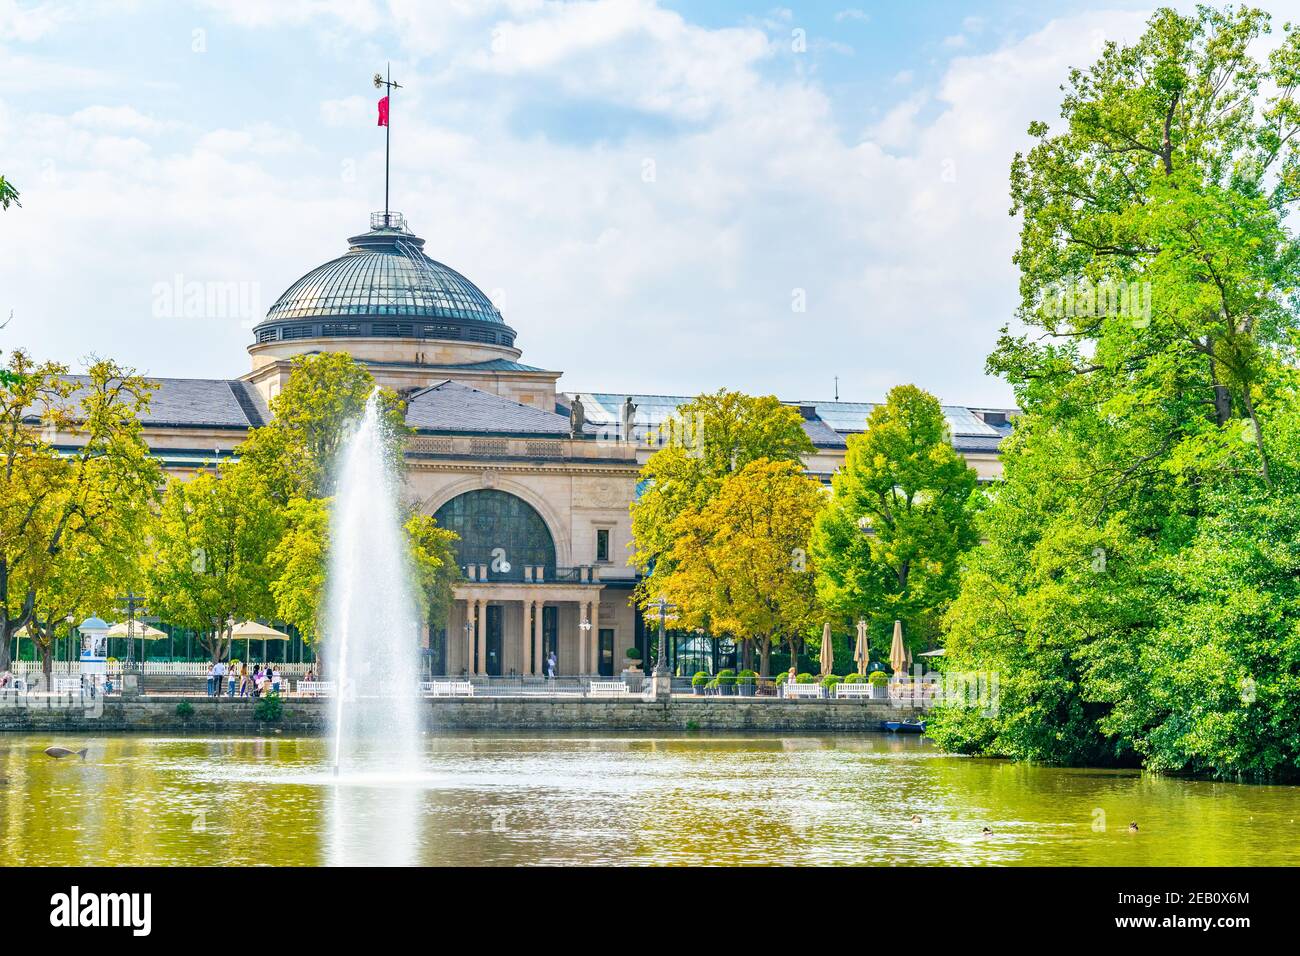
[325,391,422,779]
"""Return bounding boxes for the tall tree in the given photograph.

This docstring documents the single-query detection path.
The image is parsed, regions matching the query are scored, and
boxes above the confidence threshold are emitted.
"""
[931,6,1300,779]
[25,497,144,680]
[812,385,978,654]
[265,499,460,666]
[630,389,814,609]
[239,352,408,502]
[143,461,283,662]
[0,351,160,670]
[666,460,824,676]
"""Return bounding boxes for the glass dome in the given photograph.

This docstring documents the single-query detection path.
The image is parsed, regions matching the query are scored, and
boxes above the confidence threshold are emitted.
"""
[252,212,514,347]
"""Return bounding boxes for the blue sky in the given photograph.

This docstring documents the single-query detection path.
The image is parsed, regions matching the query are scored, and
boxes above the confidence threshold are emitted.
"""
[0,0,1250,405]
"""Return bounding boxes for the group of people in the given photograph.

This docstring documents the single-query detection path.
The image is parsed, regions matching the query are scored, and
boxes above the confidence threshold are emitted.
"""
[207,660,282,698]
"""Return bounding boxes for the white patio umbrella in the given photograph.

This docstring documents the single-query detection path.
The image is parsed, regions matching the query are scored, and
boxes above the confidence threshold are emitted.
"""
[853,619,870,675]
[230,620,290,662]
[888,620,907,676]
[105,621,168,640]
[106,621,168,664]
[819,622,834,676]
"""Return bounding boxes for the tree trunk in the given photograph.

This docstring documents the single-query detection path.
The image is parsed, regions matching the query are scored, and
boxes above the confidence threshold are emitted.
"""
[0,627,10,672]
[41,636,53,681]
[759,636,771,678]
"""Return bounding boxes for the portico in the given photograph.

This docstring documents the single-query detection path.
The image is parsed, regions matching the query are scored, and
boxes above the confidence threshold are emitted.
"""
[448,583,608,677]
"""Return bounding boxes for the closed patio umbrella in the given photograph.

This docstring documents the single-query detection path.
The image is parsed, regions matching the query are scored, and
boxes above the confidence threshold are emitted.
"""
[854,619,869,675]
[819,622,834,676]
[888,620,906,675]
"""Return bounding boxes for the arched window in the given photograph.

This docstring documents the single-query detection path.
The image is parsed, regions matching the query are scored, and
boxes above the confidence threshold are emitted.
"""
[433,490,557,582]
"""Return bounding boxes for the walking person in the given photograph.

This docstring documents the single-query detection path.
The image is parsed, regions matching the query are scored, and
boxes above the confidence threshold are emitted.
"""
[227,662,237,698]
[213,659,227,698]
[546,650,557,680]
[207,661,218,697]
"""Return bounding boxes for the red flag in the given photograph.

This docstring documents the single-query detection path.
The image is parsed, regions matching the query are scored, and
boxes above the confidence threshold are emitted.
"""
[377,95,389,127]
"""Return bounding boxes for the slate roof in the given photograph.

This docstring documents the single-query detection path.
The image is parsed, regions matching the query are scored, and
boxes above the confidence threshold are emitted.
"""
[405,380,571,435]
[41,374,1015,454]
[48,376,269,429]
[567,392,1017,452]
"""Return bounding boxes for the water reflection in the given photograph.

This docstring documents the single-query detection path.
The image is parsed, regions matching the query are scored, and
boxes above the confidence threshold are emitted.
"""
[1,732,1297,866]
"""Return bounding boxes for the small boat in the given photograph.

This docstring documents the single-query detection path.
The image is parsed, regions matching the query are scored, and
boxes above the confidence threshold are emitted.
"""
[880,720,926,734]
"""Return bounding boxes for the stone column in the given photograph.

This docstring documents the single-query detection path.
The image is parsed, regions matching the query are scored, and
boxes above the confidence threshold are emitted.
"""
[577,600,587,674]
[475,598,486,676]
[591,599,601,676]
[534,601,544,675]
[523,599,534,676]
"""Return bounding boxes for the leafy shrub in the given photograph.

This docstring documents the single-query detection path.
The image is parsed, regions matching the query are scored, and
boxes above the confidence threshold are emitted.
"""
[773,672,789,685]
[737,669,757,685]
[845,673,865,684]
[692,671,710,687]
[822,674,843,690]
[625,647,642,660]
[796,672,815,684]
[868,670,890,687]
[175,701,194,718]
[717,669,737,687]
[253,692,283,722]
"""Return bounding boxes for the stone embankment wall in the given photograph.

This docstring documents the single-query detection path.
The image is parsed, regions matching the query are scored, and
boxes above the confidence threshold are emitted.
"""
[0,695,923,734]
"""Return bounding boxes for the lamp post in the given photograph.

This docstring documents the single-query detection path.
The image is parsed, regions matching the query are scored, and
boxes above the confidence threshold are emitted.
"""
[646,597,678,698]
[114,591,146,667]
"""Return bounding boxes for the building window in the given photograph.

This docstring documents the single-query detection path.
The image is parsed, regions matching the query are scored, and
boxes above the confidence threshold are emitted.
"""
[595,528,610,563]
[433,489,557,583]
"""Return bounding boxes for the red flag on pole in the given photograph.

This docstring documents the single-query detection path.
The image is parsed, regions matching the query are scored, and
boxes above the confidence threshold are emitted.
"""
[377,96,389,127]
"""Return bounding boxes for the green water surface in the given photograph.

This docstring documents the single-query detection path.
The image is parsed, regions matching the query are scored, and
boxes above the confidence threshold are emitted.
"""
[1,732,1296,866]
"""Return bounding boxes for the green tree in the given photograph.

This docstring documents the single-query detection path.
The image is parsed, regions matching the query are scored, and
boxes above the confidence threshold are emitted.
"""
[930,6,1300,779]
[143,461,284,662]
[25,498,145,680]
[0,175,18,211]
[812,385,978,656]
[630,389,814,607]
[267,497,329,647]
[665,460,824,676]
[0,351,160,670]
[239,352,409,502]
[405,511,461,633]
[266,499,460,661]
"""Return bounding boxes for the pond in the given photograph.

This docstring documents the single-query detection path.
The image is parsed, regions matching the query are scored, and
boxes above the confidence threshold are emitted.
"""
[1,732,1296,866]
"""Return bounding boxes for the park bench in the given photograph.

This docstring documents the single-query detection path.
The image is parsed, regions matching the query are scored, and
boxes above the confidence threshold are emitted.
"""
[587,680,629,698]
[782,683,823,699]
[835,683,872,699]
[295,680,335,698]
[429,680,475,697]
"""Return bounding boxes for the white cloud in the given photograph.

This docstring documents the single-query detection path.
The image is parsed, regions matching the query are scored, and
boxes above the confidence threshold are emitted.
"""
[0,1,1163,407]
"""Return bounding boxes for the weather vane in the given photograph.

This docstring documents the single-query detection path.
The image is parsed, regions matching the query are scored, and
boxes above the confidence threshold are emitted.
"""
[373,64,403,225]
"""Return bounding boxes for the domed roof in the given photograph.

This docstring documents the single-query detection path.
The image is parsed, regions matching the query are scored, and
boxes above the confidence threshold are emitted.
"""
[252,212,515,348]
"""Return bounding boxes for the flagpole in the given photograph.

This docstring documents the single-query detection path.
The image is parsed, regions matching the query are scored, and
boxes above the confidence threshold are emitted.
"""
[375,64,402,228]
[384,62,390,222]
